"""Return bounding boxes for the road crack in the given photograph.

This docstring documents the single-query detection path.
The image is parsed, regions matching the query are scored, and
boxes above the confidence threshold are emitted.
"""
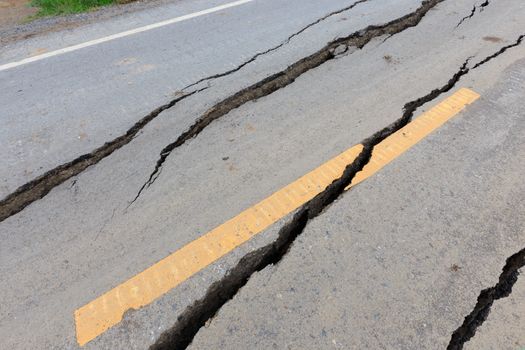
[473,34,524,69]
[0,0,380,221]
[148,32,525,350]
[456,0,490,28]
[447,248,525,350]
[181,0,370,92]
[132,0,447,203]
[0,88,206,223]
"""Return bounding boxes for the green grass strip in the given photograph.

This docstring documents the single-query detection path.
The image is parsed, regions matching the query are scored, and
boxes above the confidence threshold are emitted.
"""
[31,0,116,16]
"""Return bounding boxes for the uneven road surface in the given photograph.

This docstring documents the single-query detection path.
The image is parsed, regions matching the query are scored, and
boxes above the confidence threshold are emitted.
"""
[1,0,524,349]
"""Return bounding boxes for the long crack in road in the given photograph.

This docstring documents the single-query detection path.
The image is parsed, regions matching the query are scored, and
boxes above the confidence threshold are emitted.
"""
[1,0,525,349]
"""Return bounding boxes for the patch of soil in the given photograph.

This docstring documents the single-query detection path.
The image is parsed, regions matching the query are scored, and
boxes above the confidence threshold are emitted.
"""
[0,0,38,29]
[0,0,179,45]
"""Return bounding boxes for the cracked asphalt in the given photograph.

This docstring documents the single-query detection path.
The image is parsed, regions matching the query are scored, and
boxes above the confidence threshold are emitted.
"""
[1,0,524,349]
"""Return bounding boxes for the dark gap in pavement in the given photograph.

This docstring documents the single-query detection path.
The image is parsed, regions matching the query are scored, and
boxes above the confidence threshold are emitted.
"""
[0,0,369,222]
[0,0,379,222]
[149,32,525,350]
[132,0,448,204]
[456,5,477,28]
[0,87,207,223]
[456,0,491,28]
[473,34,524,69]
[480,0,490,12]
[447,248,525,350]
[180,0,371,92]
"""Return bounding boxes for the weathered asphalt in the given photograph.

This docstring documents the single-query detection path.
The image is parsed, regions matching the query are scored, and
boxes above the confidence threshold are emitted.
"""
[1,0,524,349]
[1,0,394,197]
[189,56,525,350]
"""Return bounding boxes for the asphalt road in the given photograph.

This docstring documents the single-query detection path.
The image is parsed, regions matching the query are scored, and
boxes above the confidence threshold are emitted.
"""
[0,0,381,197]
[1,0,524,349]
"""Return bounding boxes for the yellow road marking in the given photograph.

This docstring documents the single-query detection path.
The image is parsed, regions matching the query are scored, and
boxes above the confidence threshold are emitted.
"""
[349,88,479,188]
[74,88,479,346]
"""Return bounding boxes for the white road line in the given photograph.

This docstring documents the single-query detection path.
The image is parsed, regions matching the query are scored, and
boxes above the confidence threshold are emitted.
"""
[0,0,254,72]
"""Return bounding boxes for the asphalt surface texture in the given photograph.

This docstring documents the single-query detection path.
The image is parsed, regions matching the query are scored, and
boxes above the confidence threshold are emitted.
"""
[1,0,524,349]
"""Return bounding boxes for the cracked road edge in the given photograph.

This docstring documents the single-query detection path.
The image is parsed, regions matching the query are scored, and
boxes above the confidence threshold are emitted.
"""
[180,0,370,92]
[0,88,206,223]
[0,0,369,223]
[148,34,525,350]
[132,0,448,203]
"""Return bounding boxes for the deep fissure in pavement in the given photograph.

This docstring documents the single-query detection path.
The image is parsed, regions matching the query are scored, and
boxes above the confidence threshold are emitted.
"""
[0,0,384,222]
[0,88,206,222]
[4,0,496,220]
[456,5,476,27]
[472,34,524,69]
[447,248,525,350]
[148,33,525,350]
[456,0,490,27]
[180,0,370,92]
[133,0,447,203]
[148,62,468,350]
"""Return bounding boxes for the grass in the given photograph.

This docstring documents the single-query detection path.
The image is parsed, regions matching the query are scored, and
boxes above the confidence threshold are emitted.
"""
[31,0,116,16]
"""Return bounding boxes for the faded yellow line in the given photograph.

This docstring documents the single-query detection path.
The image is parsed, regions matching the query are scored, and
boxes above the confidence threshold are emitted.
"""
[74,88,479,345]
